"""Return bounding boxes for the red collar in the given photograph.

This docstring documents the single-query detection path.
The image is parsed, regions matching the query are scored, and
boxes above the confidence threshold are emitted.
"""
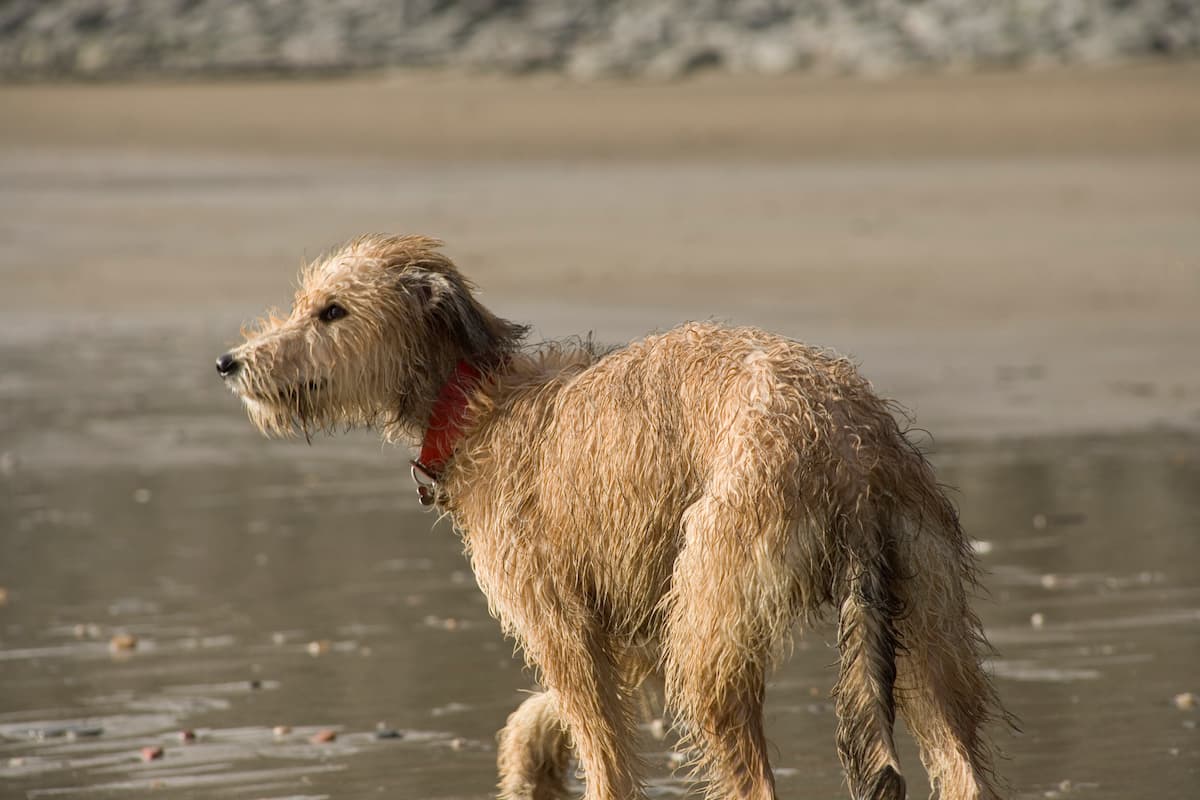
[410,359,488,505]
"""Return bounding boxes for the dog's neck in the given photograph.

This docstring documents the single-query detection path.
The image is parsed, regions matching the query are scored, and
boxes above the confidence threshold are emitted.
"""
[410,356,504,504]
[415,359,485,477]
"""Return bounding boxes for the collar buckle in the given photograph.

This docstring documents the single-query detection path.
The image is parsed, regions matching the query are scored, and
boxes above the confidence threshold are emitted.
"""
[410,460,440,507]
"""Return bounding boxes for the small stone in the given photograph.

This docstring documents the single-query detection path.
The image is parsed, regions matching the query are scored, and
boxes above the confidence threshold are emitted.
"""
[66,726,103,739]
[1040,574,1060,589]
[310,729,337,744]
[648,718,666,740]
[0,587,8,606]
[109,632,138,652]
[1172,691,1196,710]
[1030,612,1046,629]
[248,679,263,690]
[133,488,152,504]
[9,757,25,767]
[179,730,196,743]
[140,746,164,762]
[1032,513,1048,530]
[448,737,467,750]
[1058,779,1073,792]
[272,725,292,737]
[74,623,101,639]
[374,722,403,740]
[271,631,288,645]
[307,640,331,656]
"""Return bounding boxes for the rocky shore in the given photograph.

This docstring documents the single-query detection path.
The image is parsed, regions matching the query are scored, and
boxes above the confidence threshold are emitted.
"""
[1,0,1197,81]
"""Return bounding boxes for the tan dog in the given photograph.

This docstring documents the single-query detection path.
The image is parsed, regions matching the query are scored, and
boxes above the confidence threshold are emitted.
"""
[217,234,1005,800]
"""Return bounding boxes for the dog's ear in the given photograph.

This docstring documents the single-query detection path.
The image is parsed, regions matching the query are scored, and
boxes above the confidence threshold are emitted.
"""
[401,268,526,356]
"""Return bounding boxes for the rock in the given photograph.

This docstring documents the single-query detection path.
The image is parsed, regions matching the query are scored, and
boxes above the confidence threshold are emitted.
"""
[109,632,138,652]
[140,745,163,762]
[0,1,1195,81]
[310,728,337,743]
[374,722,403,740]
[1173,691,1197,710]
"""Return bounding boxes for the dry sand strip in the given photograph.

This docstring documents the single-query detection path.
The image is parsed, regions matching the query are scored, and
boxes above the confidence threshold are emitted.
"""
[1,62,1199,161]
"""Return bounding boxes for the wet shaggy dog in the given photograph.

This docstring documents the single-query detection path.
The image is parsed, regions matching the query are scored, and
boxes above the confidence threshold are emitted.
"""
[217,234,1005,800]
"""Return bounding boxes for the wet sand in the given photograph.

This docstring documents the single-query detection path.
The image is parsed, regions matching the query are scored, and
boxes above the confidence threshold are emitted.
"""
[1,65,1199,797]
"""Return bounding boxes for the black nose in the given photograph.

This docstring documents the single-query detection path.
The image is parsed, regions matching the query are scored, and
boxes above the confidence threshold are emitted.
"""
[216,353,241,377]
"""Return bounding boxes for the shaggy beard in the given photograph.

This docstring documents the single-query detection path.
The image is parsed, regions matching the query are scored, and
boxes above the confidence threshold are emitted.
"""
[236,376,410,442]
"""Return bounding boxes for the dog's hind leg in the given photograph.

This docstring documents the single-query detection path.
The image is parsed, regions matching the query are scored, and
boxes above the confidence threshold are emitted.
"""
[662,497,792,800]
[498,691,572,800]
[832,515,907,800]
[895,528,1003,800]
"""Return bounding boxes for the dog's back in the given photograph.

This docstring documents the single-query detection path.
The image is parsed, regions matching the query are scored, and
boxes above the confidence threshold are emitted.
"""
[448,321,1002,799]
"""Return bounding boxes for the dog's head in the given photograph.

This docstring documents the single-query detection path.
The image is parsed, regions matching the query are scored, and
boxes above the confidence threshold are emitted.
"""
[217,234,525,440]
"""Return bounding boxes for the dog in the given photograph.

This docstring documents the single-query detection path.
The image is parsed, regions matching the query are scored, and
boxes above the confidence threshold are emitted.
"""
[217,234,1005,799]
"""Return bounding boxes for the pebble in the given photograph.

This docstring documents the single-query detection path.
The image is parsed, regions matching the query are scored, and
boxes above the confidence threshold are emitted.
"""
[306,640,331,656]
[648,717,666,740]
[109,632,138,652]
[66,726,103,739]
[1030,612,1046,629]
[248,679,263,690]
[74,623,102,639]
[1172,691,1196,710]
[140,746,164,762]
[448,737,467,751]
[310,729,337,744]
[179,730,196,743]
[132,488,152,504]
[272,725,292,737]
[0,586,8,606]
[374,722,403,740]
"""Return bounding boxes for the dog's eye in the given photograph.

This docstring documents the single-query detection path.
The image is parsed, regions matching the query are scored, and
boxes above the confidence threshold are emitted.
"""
[318,303,348,323]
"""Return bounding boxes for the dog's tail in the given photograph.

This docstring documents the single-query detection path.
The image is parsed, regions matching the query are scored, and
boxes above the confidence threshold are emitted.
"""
[497,691,572,800]
[831,506,907,800]
[887,443,1009,800]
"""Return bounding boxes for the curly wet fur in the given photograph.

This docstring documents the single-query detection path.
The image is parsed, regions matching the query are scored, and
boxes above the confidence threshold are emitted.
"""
[220,234,1007,800]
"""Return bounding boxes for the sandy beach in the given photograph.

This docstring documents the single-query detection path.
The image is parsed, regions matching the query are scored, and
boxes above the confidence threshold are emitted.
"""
[1,64,1199,800]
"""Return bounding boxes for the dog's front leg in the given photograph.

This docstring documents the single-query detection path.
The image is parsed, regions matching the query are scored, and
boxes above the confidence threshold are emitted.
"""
[498,691,571,800]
